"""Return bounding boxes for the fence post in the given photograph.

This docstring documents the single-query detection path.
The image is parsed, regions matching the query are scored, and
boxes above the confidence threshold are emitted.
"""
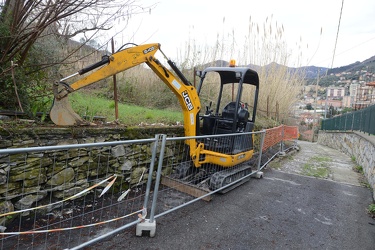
[257,130,266,172]
[280,125,285,151]
[371,106,375,135]
[367,108,372,135]
[136,134,167,237]
[351,112,354,131]
[344,113,347,131]
[135,135,167,237]
[149,134,167,223]
[142,134,160,211]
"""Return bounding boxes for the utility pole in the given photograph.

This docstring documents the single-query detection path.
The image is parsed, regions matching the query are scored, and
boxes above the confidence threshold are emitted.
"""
[111,38,119,121]
[324,87,328,119]
[312,69,320,142]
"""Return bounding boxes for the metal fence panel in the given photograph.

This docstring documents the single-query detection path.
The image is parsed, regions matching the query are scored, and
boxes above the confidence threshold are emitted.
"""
[321,104,375,135]
[0,138,158,250]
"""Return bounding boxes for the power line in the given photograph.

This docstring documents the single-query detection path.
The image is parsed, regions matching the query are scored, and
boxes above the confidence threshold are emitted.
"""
[330,0,345,69]
[335,35,375,57]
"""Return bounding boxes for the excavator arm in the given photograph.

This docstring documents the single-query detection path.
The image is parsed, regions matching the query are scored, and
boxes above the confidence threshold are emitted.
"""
[50,43,256,171]
[51,43,200,129]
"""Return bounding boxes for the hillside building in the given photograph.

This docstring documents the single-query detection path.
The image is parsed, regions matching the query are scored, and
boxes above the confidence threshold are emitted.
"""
[350,83,375,110]
[327,87,346,100]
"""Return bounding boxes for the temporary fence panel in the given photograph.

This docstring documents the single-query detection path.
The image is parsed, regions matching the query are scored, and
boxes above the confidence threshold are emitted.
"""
[262,125,299,152]
[0,138,159,250]
[146,131,266,225]
[283,125,299,141]
[262,125,283,152]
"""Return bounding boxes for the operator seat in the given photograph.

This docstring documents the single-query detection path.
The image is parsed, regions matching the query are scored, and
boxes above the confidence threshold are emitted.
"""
[218,102,250,132]
[222,102,237,120]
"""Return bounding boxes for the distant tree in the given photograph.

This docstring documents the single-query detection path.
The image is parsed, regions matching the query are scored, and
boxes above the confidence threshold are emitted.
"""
[326,105,338,118]
[0,0,154,111]
[318,75,339,87]
[305,103,313,110]
[341,107,353,114]
[0,0,154,67]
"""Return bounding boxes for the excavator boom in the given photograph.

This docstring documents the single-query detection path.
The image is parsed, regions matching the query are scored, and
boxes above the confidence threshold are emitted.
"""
[50,43,200,130]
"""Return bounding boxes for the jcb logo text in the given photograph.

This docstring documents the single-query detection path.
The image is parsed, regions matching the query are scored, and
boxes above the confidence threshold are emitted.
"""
[182,91,194,111]
[143,46,155,54]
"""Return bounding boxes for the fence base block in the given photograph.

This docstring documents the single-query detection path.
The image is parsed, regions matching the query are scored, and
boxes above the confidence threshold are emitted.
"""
[278,152,287,157]
[136,219,156,237]
[251,171,264,179]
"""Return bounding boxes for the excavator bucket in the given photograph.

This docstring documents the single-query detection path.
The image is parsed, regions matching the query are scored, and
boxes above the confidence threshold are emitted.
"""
[49,96,88,126]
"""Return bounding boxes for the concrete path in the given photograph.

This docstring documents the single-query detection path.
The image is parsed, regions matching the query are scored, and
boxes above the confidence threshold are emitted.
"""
[275,140,363,187]
[90,140,375,250]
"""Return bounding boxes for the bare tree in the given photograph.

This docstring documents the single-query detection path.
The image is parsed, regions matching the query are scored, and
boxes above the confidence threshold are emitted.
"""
[0,0,154,111]
[0,0,154,67]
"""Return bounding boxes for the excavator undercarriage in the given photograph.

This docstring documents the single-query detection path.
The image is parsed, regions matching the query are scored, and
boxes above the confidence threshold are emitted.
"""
[173,160,255,192]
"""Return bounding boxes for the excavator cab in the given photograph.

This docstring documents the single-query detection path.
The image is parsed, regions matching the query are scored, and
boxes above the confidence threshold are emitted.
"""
[195,66,259,155]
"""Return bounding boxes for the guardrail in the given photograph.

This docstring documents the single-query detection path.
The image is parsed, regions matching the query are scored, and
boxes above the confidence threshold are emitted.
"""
[0,125,299,249]
[321,104,375,135]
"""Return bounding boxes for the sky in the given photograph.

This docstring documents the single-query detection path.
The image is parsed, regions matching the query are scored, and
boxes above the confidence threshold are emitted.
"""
[108,0,375,68]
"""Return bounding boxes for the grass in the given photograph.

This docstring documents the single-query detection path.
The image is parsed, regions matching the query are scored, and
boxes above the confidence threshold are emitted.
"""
[301,156,332,178]
[267,161,282,169]
[67,91,280,129]
[310,156,332,162]
[353,166,371,189]
[69,92,183,126]
[353,165,364,174]
[302,163,330,178]
[368,204,375,217]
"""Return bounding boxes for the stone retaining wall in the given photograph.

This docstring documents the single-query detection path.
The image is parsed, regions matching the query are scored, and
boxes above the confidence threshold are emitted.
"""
[317,131,375,200]
[0,126,184,224]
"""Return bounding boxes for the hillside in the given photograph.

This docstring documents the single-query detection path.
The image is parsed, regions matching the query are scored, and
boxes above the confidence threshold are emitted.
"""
[327,55,375,75]
[248,55,375,85]
[201,55,375,83]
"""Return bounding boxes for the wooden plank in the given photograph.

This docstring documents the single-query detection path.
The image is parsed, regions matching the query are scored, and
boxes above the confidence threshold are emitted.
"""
[161,176,212,202]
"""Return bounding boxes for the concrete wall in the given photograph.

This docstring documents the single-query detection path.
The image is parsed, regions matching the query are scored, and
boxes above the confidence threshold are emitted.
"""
[318,131,375,200]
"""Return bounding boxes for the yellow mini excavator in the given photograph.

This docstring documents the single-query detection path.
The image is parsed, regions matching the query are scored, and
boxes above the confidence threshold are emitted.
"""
[50,43,260,190]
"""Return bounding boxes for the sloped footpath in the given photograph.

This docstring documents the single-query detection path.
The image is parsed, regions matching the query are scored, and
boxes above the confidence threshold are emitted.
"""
[275,140,364,187]
[90,140,375,250]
